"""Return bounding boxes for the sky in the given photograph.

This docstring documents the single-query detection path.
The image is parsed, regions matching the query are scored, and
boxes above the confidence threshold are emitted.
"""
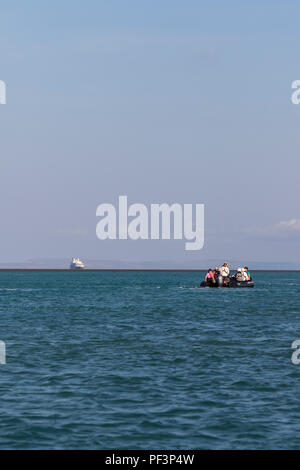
[0,1,300,267]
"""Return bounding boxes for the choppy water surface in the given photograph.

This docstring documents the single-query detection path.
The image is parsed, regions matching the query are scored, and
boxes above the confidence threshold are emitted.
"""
[0,271,300,449]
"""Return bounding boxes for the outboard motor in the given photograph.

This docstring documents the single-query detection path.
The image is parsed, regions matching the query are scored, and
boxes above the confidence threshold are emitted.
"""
[217,275,224,287]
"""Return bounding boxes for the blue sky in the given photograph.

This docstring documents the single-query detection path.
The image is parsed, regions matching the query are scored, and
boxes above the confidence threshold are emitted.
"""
[0,1,300,266]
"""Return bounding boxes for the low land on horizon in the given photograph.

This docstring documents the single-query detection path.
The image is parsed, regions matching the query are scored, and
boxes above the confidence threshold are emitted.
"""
[0,268,299,273]
[0,258,299,271]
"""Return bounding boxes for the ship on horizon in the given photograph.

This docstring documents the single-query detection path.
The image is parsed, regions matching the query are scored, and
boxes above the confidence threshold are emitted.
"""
[70,257,85,270]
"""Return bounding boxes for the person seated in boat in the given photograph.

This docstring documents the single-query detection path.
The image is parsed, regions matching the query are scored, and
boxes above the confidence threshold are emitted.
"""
[235,268,244,282]
[219,262,230,278]
[242,268,249,281]
[205,269,216,285]
[235,268,249,282]
[244,266,251,281]
[214,267,220,278]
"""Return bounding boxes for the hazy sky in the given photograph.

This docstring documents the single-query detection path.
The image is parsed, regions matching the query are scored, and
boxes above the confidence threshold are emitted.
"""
[0,1,300,266]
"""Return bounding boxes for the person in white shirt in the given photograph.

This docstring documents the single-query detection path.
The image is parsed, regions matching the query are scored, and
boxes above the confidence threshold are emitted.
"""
[241,268,249,281]
[219,262,230,277]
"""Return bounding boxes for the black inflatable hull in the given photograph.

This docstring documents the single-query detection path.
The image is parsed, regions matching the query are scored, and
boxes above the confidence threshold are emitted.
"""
[200,280,254,288]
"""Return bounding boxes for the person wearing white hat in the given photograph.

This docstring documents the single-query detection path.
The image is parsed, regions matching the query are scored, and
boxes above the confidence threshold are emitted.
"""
[235,268,243,282]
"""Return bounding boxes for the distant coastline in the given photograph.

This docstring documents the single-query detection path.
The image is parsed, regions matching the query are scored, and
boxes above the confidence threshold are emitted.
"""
[1,258,299,271]
[0,269,299,273]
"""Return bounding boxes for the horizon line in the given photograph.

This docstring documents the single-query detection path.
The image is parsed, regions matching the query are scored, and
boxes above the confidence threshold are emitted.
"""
[0,269,299,273]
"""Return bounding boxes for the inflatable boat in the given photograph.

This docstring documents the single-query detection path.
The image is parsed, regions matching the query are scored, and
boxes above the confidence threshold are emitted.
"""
[200,275,254,288]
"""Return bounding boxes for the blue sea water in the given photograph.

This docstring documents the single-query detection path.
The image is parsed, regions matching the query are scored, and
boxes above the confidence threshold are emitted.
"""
[0,271,299,449]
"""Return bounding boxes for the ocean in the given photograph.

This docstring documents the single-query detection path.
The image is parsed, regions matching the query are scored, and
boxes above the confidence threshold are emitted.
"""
[0,271,299,449]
